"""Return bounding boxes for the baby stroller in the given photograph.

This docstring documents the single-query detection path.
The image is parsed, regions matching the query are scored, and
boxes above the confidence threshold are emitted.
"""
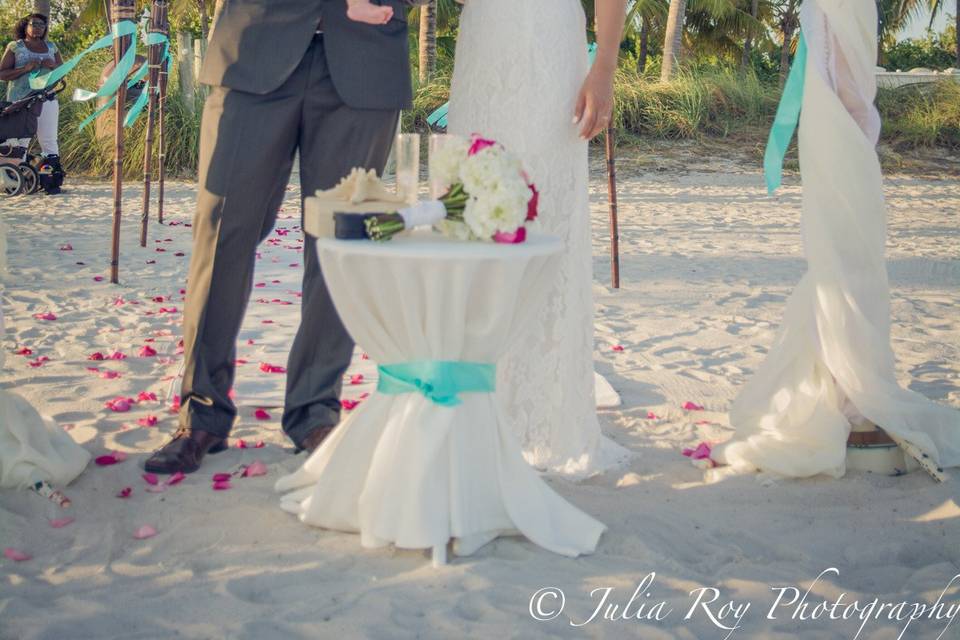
[0,81,66,197]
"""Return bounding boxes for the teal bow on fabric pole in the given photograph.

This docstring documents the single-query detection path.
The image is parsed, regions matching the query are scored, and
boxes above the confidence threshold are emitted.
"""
[71,20,139,104]
[764,32,808,195]
[377,361,496,407]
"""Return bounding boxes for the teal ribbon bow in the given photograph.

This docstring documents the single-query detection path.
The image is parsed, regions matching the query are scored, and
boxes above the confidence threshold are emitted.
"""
[71,21,139,103]
[123,34,171,127]
[764,32,808,195]
[377,361,496,407]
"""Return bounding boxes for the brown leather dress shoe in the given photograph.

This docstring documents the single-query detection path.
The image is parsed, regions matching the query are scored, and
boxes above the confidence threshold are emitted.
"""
[144,428,228,474]
[297,425,337,454]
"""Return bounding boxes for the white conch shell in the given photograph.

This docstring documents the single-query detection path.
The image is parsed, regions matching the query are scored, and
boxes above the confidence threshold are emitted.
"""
[315,168,406,205]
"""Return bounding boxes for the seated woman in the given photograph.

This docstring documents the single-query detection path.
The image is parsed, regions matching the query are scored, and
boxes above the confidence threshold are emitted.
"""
[0,13,64,193]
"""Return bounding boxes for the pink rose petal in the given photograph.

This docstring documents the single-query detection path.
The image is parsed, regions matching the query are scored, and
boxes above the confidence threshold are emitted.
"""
[95,454,121,466]
[138,345,158,357]
[59,244,73,251]
[4,548,31,562]
[646,411,661,420]
[14,347,33,356]
[166,471,186,486]
[117,487,133,498]
[236,439,248,449]
[88,352,105,361]
[259,363,286,374]
[106,398,132,412]
[254,408,271,421]
[108,351,127,360]
[133,525,157,540]
[212,480,232,491]
[254,440,265,449]
[49,517,75,528]
[137,392,158,403]
[612,345,625,352]
[100,370,121,379]
[212,473,232,483]
[33,312,57,321]
[349,374,364,385]
[242,460,268,478]
[341,399,359,411]
[683,401,705,411]
[142,473,159,486]
[137,415,158,427]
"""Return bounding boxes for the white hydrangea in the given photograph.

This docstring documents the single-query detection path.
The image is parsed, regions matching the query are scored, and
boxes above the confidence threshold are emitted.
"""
[460,146,514,199]
[463,184,529,239]
[436,219,474,241]
[429,136,471,189]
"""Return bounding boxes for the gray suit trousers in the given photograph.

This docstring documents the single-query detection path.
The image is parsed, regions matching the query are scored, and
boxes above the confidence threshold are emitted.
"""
[180,34,398,448]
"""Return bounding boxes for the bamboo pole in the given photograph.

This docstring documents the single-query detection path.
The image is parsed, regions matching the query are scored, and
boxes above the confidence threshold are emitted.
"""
[140,0,165,247]
[157,4,170,224]
[605,124,620,289]
[110,0,135,284]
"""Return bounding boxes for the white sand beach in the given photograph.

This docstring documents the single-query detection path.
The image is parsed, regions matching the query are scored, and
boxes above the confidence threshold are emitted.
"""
[1,157,958,639]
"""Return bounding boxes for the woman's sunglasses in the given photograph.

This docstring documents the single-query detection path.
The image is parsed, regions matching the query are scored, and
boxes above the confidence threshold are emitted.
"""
[28,21,47,28]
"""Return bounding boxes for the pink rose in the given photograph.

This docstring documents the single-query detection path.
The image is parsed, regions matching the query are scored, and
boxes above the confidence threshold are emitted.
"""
[468,134,497,156]
[493,227,527,244]
[526,183,540,222]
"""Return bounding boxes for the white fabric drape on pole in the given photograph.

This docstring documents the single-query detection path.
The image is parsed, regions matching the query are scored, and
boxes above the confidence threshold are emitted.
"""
[718,0,960,478]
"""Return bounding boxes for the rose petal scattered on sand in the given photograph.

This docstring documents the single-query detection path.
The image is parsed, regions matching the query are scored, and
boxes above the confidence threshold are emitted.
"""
[100,370,121,379]
[236,439,247,449]
[646,411,661,420]
[33,312,57,321]
[49,517,74,528]
[341,399,359,411]
[133,525,157,540]
[612,345,625,352]
[349,374,364,385]
[88,352,105,361]
[213,480,231,491]
[254,408,270,420]
[95,454,122,466]
[259,363,286,374]
[254,440,265,449]
[14,347,33,356]
[108,351,127,360]
[93,276,104,282]
[138,345,158,357]
[166,471,186,486]
[683,401,705,411]
[117,487,133,498]
[4,548,31,562]
[242,461,268,478]
[59,244,73,251]
[212,473,232,483]
[106,398,133,412]
[142,473,159,486]
[137,415,158,427]
[137,392,158,403]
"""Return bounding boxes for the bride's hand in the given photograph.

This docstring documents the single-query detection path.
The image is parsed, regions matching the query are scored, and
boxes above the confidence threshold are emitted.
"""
[574,64,615,141]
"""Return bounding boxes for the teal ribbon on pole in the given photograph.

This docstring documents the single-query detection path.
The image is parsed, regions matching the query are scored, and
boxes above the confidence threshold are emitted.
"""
[123,35,170,127]
[763,32,808,195]
[28,20,138,92]
[72,20,139,103]
[377,361,496,407]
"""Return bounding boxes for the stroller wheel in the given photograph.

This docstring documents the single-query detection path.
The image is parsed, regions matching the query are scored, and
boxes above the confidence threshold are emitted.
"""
[1,165,23,196]
[18,163,39,194]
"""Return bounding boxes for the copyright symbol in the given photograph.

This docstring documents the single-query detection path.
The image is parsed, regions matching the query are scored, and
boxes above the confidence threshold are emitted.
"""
[529,587,565,621]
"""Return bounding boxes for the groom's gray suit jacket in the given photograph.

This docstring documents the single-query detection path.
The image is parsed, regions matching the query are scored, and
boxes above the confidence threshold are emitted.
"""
[199,0,422,109]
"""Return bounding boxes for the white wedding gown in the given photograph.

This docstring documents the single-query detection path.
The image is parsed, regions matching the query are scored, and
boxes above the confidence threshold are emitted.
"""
[448,0,629,477]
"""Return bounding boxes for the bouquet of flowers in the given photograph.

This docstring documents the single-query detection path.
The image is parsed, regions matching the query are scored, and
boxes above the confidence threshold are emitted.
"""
[363,134,539,243]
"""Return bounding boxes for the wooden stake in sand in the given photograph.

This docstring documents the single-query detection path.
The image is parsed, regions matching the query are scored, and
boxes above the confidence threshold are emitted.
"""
[605,124,620,289]
[156,6,170,225]
[140,0,167,248]
[110,0,135,284]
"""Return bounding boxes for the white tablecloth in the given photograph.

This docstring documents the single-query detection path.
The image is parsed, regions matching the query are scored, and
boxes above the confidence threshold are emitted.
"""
[275,231,605,558]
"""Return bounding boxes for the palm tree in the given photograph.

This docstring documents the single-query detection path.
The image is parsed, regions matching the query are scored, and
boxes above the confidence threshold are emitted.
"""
[418,0,437,84]
[625,0,669,72]
[927,0,958,66]
[741,0,759,67]
[660,0,687,80]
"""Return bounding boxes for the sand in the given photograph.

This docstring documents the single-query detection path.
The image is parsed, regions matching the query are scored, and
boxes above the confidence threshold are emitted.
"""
[1,157,958,639]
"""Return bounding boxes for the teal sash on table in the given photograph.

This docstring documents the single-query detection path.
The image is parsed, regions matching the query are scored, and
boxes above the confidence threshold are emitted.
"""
[377,361,496,407]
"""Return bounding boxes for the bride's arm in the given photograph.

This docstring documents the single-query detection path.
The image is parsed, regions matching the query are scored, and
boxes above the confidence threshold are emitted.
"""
[575,0,628,140]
